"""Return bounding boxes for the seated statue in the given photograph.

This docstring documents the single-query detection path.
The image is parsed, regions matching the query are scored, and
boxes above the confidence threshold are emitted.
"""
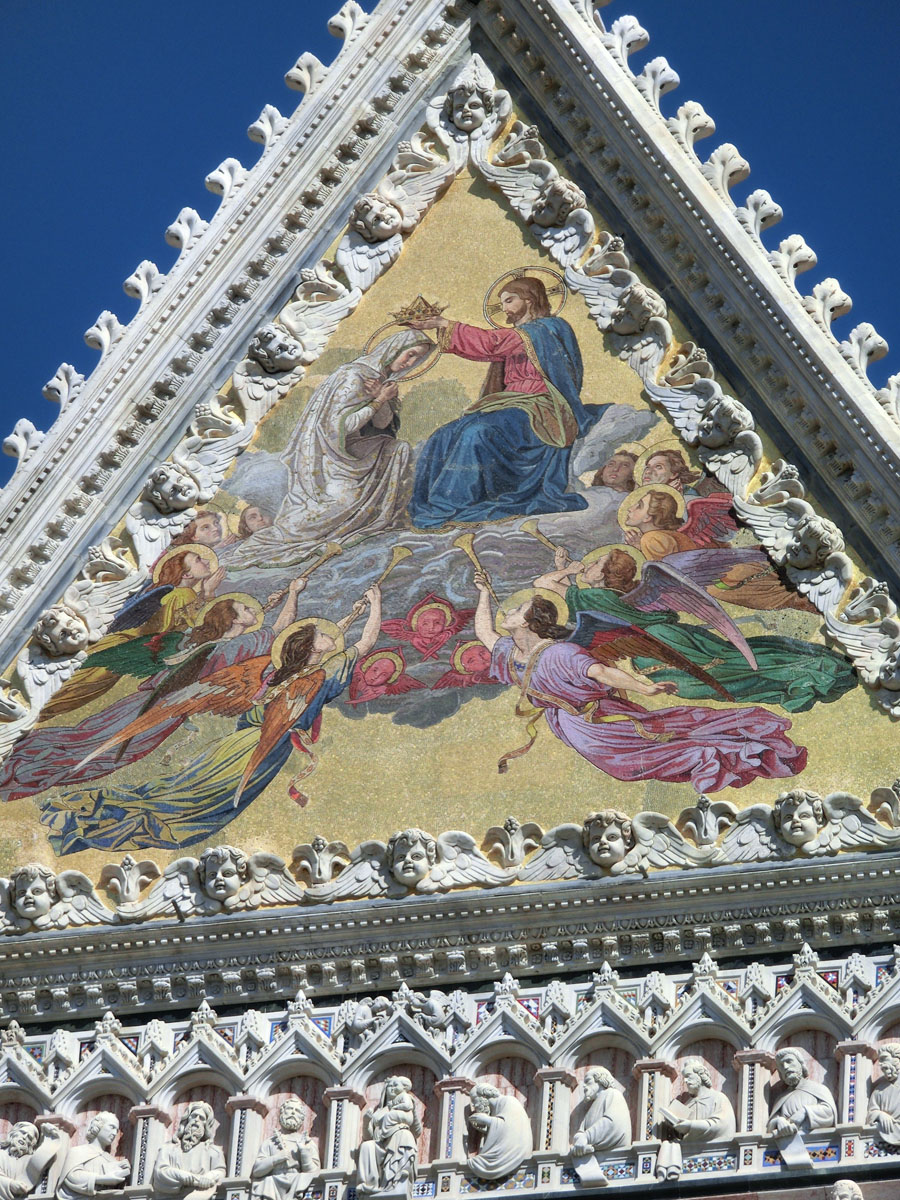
[569,1067,630,1186]
[766,1047,837,1168]
[466,1084,532,1181]
[57,1113,130,1200]
[655,1059,736,1181]
[152,1101,226,1200]
[356,1077,421,1196]
[867,1043,900,1145]
[251,1100,320,1200]
[0,1123,63,1200]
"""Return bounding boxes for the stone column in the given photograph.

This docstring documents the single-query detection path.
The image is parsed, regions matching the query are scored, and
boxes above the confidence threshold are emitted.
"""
[835,1041,878,1128]
[128,1105,171,1187]
[226,1093,269,1178]
[631,1059,677,1145]
[323,1087,366,1173]
[733,1050,775,1135]
[533,1069,577,1154]
[433,1077,474,1164]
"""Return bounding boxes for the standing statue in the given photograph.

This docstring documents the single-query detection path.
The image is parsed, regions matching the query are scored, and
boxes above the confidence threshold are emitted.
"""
[867,1043,900,1144]
[766,1048,837,1167]
[569,1067,630,1186]
[356,1077,421,1196]
[251,1100,320,1200]
[465,1084,532,1181]
[655,1058,736,1181]
[57,1113,130,1200]
[0,1123,64,1200]
[152,1101,227,1200]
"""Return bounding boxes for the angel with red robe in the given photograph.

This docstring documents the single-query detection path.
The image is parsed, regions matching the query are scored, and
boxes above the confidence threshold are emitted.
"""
[348,646,426,703]
[432,640,495,690]
[380,591,474,660]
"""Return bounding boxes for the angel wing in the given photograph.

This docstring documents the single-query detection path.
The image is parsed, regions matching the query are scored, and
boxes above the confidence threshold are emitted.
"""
[619,812,723,876]
[662,546,772,587]
[701,429,763,497]
[718,805,790,864]
[303,841,391,904]
[116,857,208,922]
[172,396,255,499]
[621,560,757,668]
[231,358,306,411]
[533,208,595,270]
[335,230,402,293]
[76,655,272,770]
[569,610,734,700]
[730,496,810,562]
[106,585,174,633]
[819,792,900,854]
[680,494,738,547]
[48,871,114,928]
[234,669,326,804]
[641,375,720,443]
[518,824,594,882]
[14,643,86,720]
[386,133,458,231]
[124,507,193,577]
[565,263,637,330]
[236,852,305,907]
[382,674,427,697]
[279,264,363,361]
[62,539,150,640]
[420,831,517,892]
[476,154,555,223]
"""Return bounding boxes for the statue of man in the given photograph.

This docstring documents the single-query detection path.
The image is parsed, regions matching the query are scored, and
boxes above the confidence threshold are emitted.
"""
[0,1122,64,1200]
[250,1100,320,1200]
[569,1067,630,1185]
[867,1043,900,1144]
[466,1084,532,1181]
[767,1048,837,1167]
[57,1112,130,1200]
[655,1058,736,1181]
[152,1101,226,1200]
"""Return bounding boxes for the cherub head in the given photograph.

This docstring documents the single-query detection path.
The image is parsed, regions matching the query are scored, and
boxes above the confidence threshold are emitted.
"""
[9,864,57,921]
[877,1043,900,1083]
[609,282,667,336]
[583,1067,615,1100]
[348,193,404,243]
[582,810,635,869]
[696,396,754,449]
[774,1047,809,1089]
[143,462,201,515]
[85,1112,120,1150]
[2,1122,39,1158]
[785,513,844,571]
[680,1058,712,1095]
[772,789,826,849]
[444,55,495,133]
[531,177,587,228]
[386,828,437,888]
[177,1101,216,1150]
[197,846,250,901]
[829,1183,863,1200]
[247,323,305,374]
[277,1099,305,1134]
[32,604,90,657]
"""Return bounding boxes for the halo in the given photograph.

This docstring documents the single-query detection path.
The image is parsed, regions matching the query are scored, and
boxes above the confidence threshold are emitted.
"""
[410,598,453,631]
[576,544,645,588]
[152,542,220,583]
[451,639,490,673]
[271,618,344,669]
[195,592,264,633]
[633,442,698,490]
[359,648,404,683]
[483,265,567,329]
[617,483,686,532]
[362,325,441,380]
[496,587,569,635]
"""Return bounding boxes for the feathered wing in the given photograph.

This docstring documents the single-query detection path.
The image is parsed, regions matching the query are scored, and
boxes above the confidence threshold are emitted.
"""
[239,852,305,907]
[476,157,555,223]
[518,824,593,882]
[421,831,517,892]
[77,655,272,769]
[565,264,637,329]
[661,546,772,587]
[622,813,723,876]
[380,618,415,642]
[703,429,763,496]
[304,841,391,904]
[50,872,114,928]
[232,359,306,409]
[534,209,596,269]
[680,494,738,547]
[622,560,758,668]
[383,675,427,697]
[107,585,173,634]
[569,611,734,700]
[116,858,206,922]
[234,669,326,803]
[335,231,402,293]
[718,806,789,864]
[821,792,900,853]
[730,496,810,560]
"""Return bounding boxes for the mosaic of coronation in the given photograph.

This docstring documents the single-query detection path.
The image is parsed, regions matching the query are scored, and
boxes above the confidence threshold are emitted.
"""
[2,249,859,856]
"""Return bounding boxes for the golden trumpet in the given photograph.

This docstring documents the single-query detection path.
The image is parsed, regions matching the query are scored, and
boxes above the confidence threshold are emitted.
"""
[452,533,499,603]
[519,519,560,555]
[263,541,344,611]
[374,544,413,587]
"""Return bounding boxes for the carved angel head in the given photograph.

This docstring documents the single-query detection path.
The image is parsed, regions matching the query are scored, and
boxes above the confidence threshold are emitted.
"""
[277,1099,305,1133]
[681,1058,713,1094]
[143,462,201,515]
[348,193,404,243]
[2,1122,40,1158]
[197,846,250,902]
[85,1112,120,1149]
[609,282,667,336]
[9,864,58,921]
[32,604,90,657]
[877,1043,900,1082]
[696,396,754,449]
[247,323,305,374]
[386,828,437,887]
[531,177,587,228]
[877,641,900,691]
[177,1101,216,1150]
[772,789,827,848]
[774,1047,810,1088]
[830,1183,863,1200]
[444,55,496,132]
[785,513,844,570]
[582,810,635,868]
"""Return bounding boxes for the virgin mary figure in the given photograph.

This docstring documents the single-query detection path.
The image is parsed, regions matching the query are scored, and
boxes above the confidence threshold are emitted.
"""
[226,330,434,568]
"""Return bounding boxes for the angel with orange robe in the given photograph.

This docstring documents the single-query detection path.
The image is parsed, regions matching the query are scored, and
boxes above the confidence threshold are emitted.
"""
[380,591,474,660]
[39,586,384,854]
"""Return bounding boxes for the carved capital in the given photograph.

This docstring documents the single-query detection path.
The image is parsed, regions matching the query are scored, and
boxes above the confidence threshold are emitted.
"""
[733,1050,776,1071]
[533,1068,577,1090]
[835,1041,878,1063]
[129,1106,171,1127]
[632,1058,677,1081]
[434,1076,474,1095]
[323,1087,366,1110]
[226,1093,269,1117]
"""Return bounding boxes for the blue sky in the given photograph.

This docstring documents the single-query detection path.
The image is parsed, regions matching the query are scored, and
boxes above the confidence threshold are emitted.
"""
[1,0,897,488]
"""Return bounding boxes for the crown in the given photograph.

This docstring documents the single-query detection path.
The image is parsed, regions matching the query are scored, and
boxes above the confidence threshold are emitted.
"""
[390,295,446,324]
